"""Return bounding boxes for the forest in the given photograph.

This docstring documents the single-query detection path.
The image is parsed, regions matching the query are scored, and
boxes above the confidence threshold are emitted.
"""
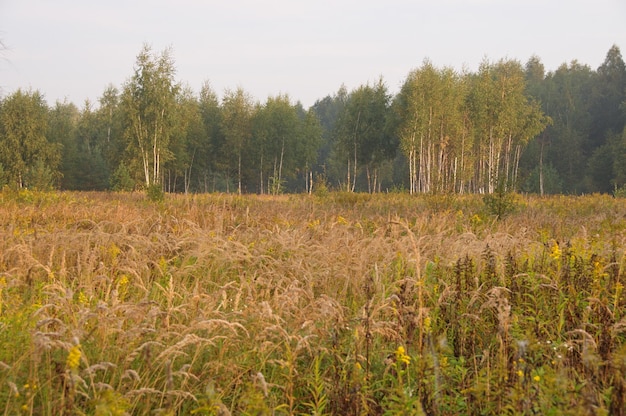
[0,44,624,195]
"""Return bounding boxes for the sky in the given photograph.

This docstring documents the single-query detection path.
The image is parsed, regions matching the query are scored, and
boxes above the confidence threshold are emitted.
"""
[1,0,625,109]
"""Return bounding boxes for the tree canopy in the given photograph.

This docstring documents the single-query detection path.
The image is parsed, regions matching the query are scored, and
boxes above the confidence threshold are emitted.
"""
[1,44,625,195]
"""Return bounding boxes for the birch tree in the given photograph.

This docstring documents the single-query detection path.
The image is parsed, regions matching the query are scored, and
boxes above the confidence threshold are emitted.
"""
[0,89,61,189]
[121,44,179,188]
[395,62,467,193]
[467,59,548,192]
[221,87,254,194]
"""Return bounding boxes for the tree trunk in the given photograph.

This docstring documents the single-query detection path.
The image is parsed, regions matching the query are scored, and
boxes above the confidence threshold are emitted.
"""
[259,151,264,195]
[539,140,544,196]
[185,148,196,194]
[237,153,242,194]
[352,110,360,193]
[346,159,351,193]
[277,137,285,194]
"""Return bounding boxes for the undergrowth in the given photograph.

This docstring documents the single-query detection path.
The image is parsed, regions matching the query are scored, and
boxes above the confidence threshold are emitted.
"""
[1,189,625,414]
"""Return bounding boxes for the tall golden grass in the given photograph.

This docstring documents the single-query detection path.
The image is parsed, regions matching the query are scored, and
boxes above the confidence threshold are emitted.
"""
[1,189,625,415]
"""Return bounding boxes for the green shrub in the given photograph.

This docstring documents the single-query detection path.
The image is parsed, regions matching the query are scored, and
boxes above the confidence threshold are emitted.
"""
[483,182,517,219]
[24,160,58,191]
[146,184,164,202]
[313,174,330,199]
[614,184,626,198]
[110,164,135,192]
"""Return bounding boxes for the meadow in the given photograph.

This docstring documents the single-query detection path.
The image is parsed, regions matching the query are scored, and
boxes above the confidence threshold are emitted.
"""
[1,189,625,415]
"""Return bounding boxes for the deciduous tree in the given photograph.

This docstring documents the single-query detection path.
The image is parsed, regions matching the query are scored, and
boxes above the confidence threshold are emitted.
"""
[0,89,61,189]
[221,87,255,194]
[121,44,179,188]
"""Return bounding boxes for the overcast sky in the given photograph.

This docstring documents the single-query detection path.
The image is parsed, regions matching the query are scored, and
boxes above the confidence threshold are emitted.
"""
[1,0,625,108]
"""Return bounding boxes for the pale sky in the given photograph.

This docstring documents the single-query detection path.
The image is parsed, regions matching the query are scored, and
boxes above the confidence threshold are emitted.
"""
[1,0,625,108]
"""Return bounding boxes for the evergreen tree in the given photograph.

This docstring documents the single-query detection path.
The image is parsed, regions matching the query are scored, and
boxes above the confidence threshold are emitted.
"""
[311,86,348,188]
[334,79,394,192]
[197,81,223,192]
[538,62,593,192]
[587,45,626,191]
[97,85,124,187]
[48,100,80,189]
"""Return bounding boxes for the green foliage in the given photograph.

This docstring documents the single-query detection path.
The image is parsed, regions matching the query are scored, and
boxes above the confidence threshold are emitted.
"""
[303,355,329,416]
[268,175,285,195]
[110,163,135,191]
[313,174,330,199]
[614,184,626,198]
[24,159,58,190]
[50,100,113,191]
[220,87,255,194]
[0,162,7,187]
[482,182,518,219]
[333,79,394,192]
[0,89,61,189]
[5,44,626,195]
[146,183,164,202]
[121,44,179,188]
[394,61,467,194]
[523,163,563,194]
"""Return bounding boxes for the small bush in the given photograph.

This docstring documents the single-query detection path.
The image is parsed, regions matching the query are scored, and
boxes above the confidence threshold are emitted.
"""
[110,164,135,192]
[24,160,58,191]
[483,182,518,219]
[313,174,330,199]
[146,184,164,202]
[614,185,626,198]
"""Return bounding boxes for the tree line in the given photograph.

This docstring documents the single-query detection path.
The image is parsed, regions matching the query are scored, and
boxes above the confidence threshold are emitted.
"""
[0,43,624,195]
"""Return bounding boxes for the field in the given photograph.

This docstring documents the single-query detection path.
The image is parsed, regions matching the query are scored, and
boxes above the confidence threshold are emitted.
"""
[1,190,625,415]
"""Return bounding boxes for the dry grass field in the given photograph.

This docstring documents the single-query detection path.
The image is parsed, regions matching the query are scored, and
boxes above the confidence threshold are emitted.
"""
[1,189,626,415]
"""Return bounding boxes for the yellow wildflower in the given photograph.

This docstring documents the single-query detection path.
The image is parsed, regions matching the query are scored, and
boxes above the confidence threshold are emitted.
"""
[533,375,541,382]
[77,291,89,306]
[517,370,524,379]
[117,274,129,294]
[307,219,320,229]
[423,316,432,334]
[66,344,82,371]
[550,242,561,261]
[395,346,411,366]
[109,243,121,262]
